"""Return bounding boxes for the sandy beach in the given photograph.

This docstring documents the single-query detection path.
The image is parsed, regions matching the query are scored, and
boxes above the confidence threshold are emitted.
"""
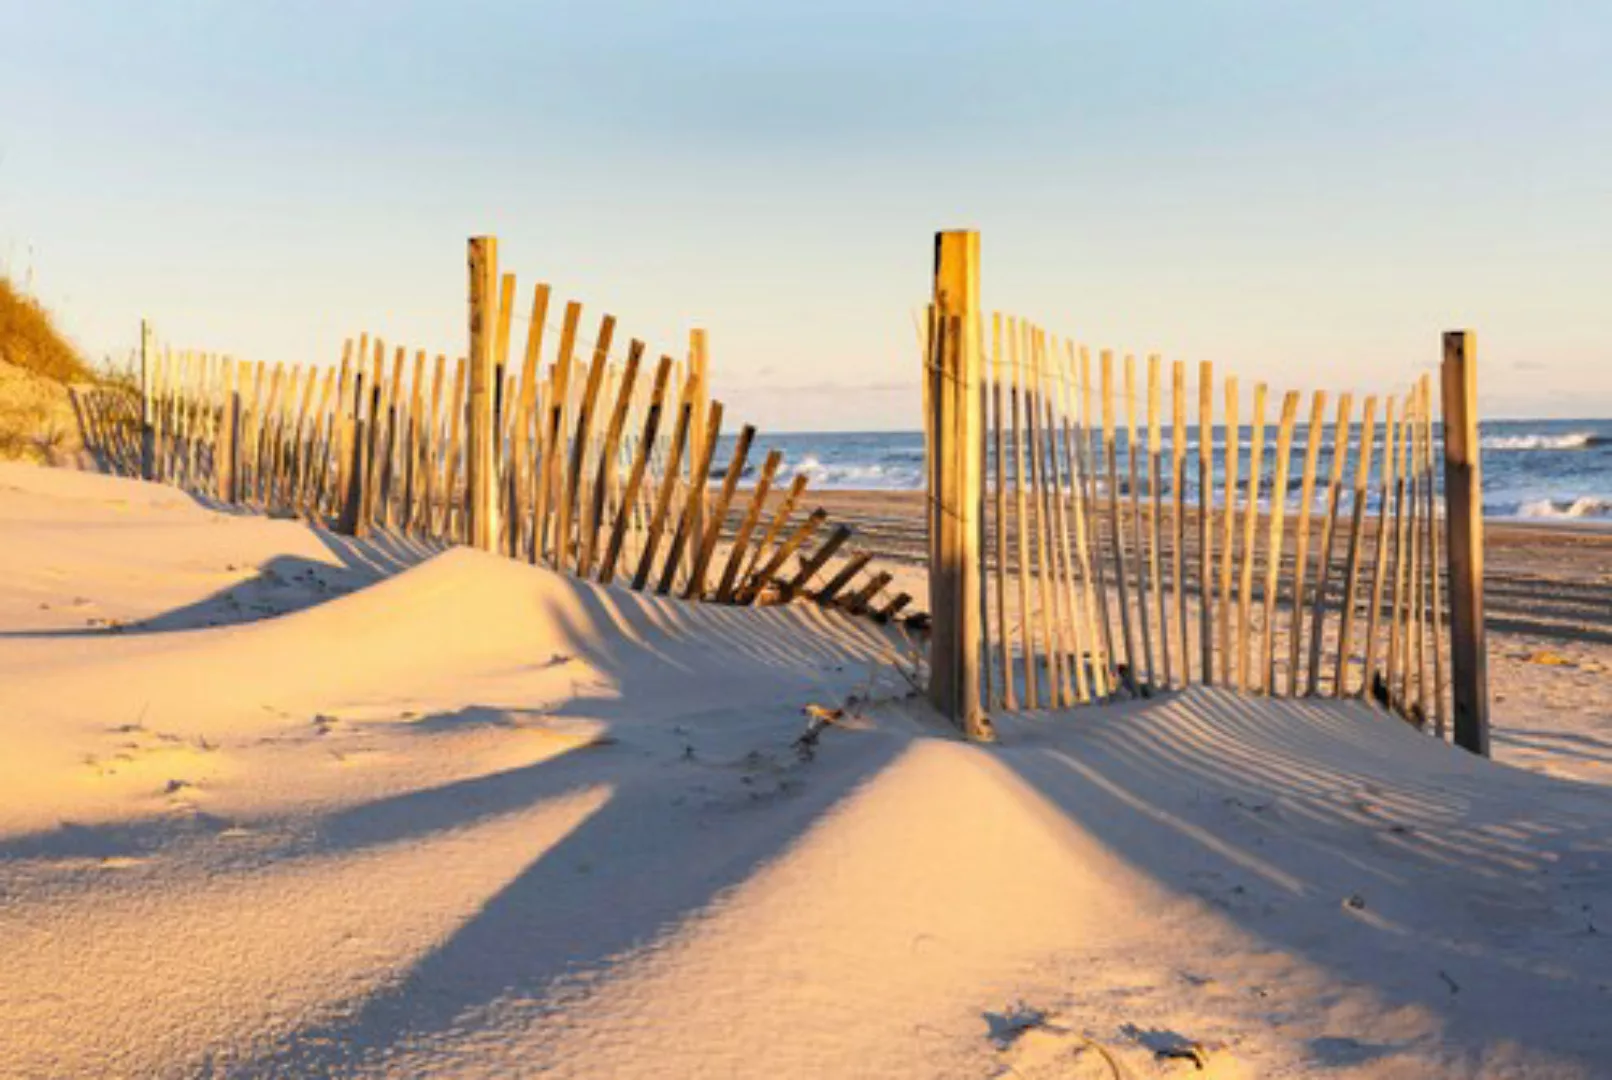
[2,460,1610,1078]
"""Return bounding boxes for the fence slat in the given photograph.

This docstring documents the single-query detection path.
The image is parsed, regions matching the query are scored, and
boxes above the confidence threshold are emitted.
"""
[1027,327,1066,705]
[1361,397,1400,700]
[559,317,616,571]
[1217,376,1240,685]
[783,523,853,600]
[658,399,723,595]
[1061,342,1109,698]
[742,507,828,603]
[1235,384,1267,691]
[1006,319,1039,706]
[687,422,754,600]
[1043,337,1090,703]
[534,302,582,565]
[1198,362,1215,685]
[601,357,673,586]
[992,315,1016,709]
[1423,373,1448,738]
[1126,354,1156,692]
[1262,391,1300,693]
[1305,394,1354,696]
[1172,360,1189,685]
[1385,393,1413,713]
[715,450,784,604]
[633,375,697,591]
[1148,355,1170,690]
[1101,351,1140,695]
[1334,397,1378,695]
[1080,346,1118,696]
[1285,391,1327,695]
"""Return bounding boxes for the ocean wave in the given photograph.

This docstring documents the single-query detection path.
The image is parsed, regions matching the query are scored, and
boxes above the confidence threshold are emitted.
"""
[1481,432,1608,451]
[782,454,924,491]
[1511,496,1612,520]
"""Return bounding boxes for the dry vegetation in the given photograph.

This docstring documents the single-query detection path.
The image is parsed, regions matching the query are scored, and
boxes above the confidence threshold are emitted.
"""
[0,277,92,463]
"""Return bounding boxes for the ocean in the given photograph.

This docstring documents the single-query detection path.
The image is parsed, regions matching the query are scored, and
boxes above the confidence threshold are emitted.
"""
[709,419,1612,523]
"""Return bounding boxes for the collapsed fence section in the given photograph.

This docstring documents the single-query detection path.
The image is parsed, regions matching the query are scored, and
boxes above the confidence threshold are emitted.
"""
[76,239,915,623]
[924,230,1489,754]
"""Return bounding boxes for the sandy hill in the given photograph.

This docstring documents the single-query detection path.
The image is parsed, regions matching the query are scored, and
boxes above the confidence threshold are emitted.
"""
[0,278,95,464]
[0,461,1608,1078]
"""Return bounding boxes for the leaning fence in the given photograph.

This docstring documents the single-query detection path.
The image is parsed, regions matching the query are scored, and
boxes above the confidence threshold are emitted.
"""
[74,237,914,622]
[923,230,1489,755]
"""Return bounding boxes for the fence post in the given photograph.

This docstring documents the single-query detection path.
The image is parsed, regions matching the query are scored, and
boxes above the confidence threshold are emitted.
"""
[1440,331,1490,756]
[927,231,991,741]
[139,319,155,481]
[467,236,499,552]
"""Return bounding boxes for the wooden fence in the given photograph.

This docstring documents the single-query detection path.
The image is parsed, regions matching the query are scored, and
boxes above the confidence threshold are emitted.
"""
[74,237,914,622]
[924,230,1490,755]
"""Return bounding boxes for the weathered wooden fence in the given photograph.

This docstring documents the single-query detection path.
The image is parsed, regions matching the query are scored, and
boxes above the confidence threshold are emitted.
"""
[75,237,913,620]
[924,230,1490,755]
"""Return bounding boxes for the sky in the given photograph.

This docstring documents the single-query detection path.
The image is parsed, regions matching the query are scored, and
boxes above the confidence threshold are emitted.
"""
[0,1,1608,430]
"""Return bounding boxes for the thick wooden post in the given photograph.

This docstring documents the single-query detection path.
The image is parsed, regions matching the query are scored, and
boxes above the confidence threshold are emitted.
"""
[927,231,991,740]
[1441,331,1490,756]
[466,236,499,551]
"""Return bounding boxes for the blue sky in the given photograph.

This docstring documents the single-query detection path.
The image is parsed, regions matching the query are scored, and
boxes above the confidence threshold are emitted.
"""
[1,1,1607,429]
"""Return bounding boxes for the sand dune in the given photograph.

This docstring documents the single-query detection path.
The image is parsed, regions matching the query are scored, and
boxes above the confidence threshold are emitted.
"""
[1,461,1609,1078]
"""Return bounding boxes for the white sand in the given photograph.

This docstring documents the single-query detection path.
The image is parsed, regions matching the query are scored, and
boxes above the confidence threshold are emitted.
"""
[1,461,1609,1078]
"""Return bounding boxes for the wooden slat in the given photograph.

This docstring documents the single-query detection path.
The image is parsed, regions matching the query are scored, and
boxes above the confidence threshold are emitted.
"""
[843,570,893,616]
[1424,374,1448,737]
[1148,355,1170,689]
[1060,341,1108,699]
[1198,362,1215,684]
[1235,383,1268,692]
[1008,318,1039,707]
[657,399,723,595]
[378,346,406,528]
[1102,350,1140,695]
[686,423,755,600]
[1361,397,1400,700]
[579,341,644,578]
[874,591,913,623]
[1217,376,1240,685]
[739,473,810,589]
[1285,391,1328,695]
[1261,391,1300,693]
[533,302,581,565]
[782,523,853,600]
[441,357,468,541]
[1334,398,1380,696]
[1171,360,1189,684]
[991,314,1015,709]
[1043,336,1090,703]
[1079,345,1118,696]
[1026,327,1066,705]
[714,449,784,603]
[506,284,552,556]
[632,375,697,591]
[741,507,829,603]
[559,316,615,570]
[1305,394,1354,695]
[1412,384,1431,718]
[1125,353,1156,691]
[813,550,874,606]
[601,357,673,585]
[1385,391,1413,712]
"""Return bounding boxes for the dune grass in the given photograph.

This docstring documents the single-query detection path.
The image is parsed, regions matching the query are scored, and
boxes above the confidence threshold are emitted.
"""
[0,276,90,384]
